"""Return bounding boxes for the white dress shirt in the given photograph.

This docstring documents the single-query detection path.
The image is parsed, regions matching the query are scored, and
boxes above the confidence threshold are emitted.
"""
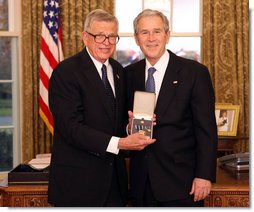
[87,48,119,154]
[145,50,170,104]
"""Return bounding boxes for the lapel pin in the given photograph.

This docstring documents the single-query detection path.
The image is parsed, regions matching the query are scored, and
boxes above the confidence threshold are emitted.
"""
[116,74,120,79]
[173,80,178,84]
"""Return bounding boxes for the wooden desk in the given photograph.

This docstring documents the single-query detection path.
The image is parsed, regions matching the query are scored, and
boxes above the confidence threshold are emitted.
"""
[217,136,249,157]
[204,165,249,207]
[0,184,50,207]
[0,165,249,207]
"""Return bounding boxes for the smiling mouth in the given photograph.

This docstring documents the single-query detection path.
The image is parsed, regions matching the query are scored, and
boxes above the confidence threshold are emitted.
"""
[147,43,158,48]
[100,47,111,52]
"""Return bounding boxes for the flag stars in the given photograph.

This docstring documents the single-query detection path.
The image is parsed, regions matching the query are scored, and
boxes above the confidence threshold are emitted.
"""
[44,1,48,7]
[53,32,58,39]
[54,12,59,18]
[54,22,58,29]
[48,21,54,28]
[50,0,55,7]
[49,10,55,18]
[43,0,61,43]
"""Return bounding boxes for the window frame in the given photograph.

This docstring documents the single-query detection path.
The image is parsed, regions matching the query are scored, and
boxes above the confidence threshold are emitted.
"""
[115,0,203,63]
[0,0,22,173]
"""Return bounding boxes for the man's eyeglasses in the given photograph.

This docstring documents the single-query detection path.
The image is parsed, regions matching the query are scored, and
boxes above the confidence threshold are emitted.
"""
[86,31,120,44]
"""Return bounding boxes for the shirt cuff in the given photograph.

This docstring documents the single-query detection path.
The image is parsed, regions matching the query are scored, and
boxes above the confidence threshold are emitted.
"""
[106,136,120,155]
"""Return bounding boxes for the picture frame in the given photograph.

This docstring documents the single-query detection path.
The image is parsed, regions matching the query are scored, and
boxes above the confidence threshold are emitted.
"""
[215,104,240,136]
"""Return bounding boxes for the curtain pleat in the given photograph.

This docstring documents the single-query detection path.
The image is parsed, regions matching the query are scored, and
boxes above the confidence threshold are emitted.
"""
[202,0,249,153]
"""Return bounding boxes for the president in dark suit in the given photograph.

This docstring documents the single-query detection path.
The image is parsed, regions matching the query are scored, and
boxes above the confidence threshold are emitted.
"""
[48,9,155,207]
[125,9,218,207]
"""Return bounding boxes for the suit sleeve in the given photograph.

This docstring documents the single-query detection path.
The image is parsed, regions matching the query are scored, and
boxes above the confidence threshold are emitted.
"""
[49,64,111,156]
[191,66,218,182]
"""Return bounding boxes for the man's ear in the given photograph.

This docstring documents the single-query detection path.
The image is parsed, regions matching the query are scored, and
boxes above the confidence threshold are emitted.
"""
[166,31,170,44]
[82,31,88,45]
[134,34,140,46]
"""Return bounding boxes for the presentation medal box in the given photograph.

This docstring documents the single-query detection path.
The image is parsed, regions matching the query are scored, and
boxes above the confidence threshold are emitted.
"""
[131,91,156,138]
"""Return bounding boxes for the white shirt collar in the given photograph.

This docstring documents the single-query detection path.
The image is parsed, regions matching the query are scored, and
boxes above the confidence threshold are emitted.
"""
[145,50,170,73]
[86,47,109,70]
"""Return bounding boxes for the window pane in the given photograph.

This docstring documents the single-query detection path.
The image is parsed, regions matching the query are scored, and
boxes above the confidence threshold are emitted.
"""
[167,37,201,61]
[0,0,8,31]
[172,0,200,33]
[0,37,12,79]
[144,0,171,21]
[0,128,13,171]
[116,37,143,67]
[115,0,142,33]
[0,83,12,126]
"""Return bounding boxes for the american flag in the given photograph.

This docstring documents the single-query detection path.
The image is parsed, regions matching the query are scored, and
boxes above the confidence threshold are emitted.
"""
[39,0,64,134]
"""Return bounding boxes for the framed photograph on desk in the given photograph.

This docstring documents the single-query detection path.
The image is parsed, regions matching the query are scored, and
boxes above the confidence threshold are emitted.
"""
[215,104,240,136]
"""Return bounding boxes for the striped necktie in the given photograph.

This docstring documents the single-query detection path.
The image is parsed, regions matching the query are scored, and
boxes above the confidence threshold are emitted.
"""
[145,67,156,92]
[101,64,116,116]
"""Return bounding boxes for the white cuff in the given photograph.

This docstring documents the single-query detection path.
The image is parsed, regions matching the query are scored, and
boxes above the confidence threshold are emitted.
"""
[106,136,120,155]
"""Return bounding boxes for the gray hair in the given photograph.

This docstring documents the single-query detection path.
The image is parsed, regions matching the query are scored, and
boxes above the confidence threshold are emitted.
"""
[84,9,119,32]
[133,9,170,34]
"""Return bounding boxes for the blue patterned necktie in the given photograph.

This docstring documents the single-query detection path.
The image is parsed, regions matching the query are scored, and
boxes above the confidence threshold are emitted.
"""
[101,64,116,116]
[145,67,156,92]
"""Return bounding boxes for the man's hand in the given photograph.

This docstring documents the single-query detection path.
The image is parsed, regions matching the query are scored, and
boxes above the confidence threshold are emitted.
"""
[189,178,212,202]
[118,133,156,151]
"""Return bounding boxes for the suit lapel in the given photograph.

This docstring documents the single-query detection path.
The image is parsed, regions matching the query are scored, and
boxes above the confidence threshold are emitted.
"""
[134,60,146,91]
[111,60,121,122]
[128,60,146,110]
[155,51,181,116]
[111,61,121,106]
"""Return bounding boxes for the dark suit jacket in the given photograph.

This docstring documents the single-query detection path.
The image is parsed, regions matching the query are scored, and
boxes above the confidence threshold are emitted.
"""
[125,50,218,202]
[48,48,128,206]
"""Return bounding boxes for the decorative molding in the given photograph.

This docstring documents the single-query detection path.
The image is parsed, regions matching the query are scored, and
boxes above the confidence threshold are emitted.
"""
[205,192,249,207]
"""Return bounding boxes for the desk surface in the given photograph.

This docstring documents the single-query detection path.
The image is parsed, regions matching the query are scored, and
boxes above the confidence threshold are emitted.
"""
[0,164,249,207]
[213,165,249,190]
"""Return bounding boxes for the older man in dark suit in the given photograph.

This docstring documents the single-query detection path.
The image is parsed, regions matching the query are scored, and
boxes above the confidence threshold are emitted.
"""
[48,9,155,207]
[125,9,218,207]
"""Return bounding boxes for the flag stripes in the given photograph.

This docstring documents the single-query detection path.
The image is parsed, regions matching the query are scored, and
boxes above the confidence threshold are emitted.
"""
[39,0,64,134]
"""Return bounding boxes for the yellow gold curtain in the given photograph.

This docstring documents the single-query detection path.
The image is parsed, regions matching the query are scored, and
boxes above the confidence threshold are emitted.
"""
[21,0,114,162]
[202,0,249,152]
